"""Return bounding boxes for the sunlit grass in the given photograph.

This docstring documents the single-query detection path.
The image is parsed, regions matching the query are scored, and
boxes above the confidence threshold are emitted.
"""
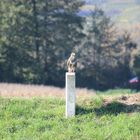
[97,88,133,95]
[0,96,140,140]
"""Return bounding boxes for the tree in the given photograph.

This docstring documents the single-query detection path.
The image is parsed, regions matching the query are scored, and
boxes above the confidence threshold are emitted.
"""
[77,8,137,89]
[0,0,84,85]
[77,8,117,89]
[36,0,84,85]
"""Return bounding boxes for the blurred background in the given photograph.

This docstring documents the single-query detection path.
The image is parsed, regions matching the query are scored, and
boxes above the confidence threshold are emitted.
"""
[0,0,140,90]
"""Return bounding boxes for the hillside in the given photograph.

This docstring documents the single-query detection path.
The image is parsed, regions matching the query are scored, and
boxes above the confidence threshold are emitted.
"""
[81,0,140,46]
[83,0,140,24]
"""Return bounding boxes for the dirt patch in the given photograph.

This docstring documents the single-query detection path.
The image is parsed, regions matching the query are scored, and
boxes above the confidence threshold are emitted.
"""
[103,94,140,106]
[117,94,140,105]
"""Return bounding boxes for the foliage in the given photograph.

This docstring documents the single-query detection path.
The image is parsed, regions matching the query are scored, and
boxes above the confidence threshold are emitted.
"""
[0,1,138,90]
[133,55,140,76]
[76,8,137,89]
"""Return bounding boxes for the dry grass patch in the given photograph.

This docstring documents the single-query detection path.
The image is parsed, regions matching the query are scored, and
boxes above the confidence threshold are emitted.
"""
[0,83,96,98]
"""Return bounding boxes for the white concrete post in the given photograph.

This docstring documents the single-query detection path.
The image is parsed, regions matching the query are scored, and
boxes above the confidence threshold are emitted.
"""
[65,72,76,118]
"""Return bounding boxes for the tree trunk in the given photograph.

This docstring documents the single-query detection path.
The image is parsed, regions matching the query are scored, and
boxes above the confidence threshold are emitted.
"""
[32,0,40,61]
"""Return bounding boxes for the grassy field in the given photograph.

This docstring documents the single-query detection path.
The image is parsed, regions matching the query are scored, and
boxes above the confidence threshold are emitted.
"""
[0,94,140,140]
[0,83,140,140]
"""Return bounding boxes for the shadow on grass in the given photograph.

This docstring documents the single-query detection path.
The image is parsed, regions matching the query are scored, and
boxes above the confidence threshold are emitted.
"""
[76,102,140,116]
[76,105,93,115]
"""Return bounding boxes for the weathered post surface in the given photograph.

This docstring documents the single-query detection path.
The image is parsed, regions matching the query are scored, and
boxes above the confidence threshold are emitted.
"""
[65,72,76,118]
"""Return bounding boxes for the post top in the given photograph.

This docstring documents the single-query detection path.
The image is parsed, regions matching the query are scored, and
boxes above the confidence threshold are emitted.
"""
[66,72,75,75]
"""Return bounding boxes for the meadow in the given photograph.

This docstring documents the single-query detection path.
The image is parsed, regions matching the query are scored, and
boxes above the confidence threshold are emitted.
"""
[0,83,140,140]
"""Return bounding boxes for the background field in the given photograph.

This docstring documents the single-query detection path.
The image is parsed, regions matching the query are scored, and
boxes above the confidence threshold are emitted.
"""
[0,83,140,140]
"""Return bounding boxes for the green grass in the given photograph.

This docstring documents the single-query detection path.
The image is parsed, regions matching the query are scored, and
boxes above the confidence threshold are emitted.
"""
[97,89,133,95]
[0,96,140,140]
